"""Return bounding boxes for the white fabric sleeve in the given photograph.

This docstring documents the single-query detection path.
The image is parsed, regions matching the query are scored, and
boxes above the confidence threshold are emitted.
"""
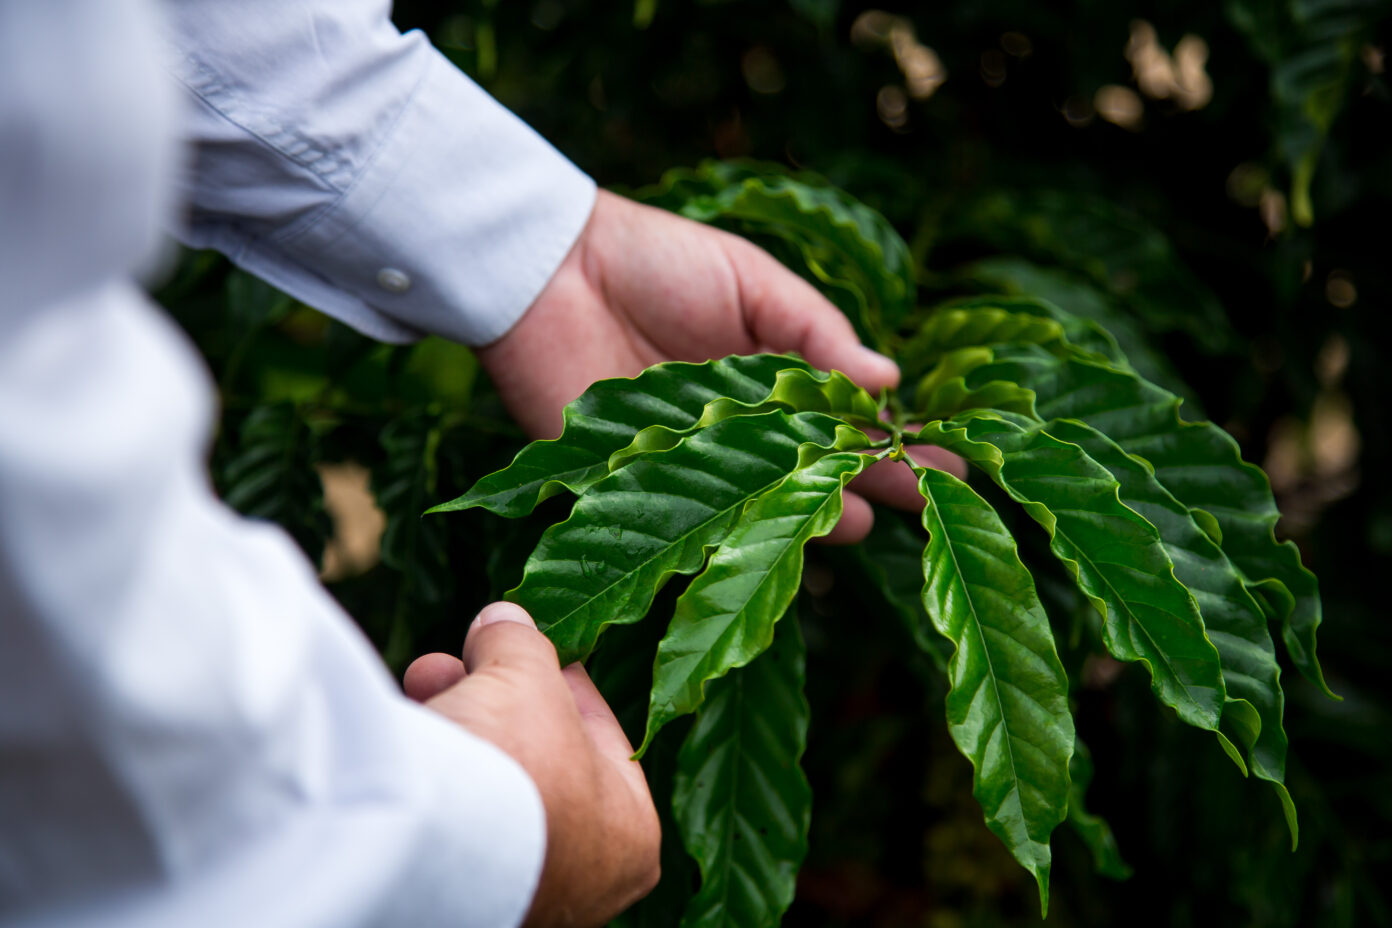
[164,0,597,346]
[4,2,549,924]
[0,281,546,928]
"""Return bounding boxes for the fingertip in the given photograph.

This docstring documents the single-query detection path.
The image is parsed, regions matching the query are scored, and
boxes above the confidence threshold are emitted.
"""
[907,445,968,480]
[474,601,538,630]
[819,490,874,545]
[853,345,901,392]
[851,458,928,512]
[403,653,467,702]
[462,602,559,675]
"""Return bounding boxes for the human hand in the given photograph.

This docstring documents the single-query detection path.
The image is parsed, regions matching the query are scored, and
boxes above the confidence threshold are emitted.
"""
[404,602,660,927]
[476,190,964,543]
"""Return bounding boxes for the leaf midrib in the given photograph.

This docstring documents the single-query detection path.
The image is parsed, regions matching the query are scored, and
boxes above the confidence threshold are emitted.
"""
[657,473,851,717]
[541,448,828,642]
[930,488,1033,855]
[971,424,1214,716]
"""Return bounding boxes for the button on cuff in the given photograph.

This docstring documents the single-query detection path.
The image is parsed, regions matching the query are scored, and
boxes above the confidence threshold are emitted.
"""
[376,267,412,293]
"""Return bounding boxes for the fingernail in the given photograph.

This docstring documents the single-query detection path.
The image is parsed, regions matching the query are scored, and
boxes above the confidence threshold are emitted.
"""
[473,602,537,629]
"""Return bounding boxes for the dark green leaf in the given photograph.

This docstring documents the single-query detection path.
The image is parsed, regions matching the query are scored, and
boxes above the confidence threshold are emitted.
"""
[218,403,330,563]
[635,161,915,348]
[374,414,453,670]
[914,463,1074,915]
[642,449,871,752]
[1045,418,1296,842]
[431,355,879,518]
[1227,0,1385,223]
[971,343,1335,700]
[913,413,1228,733]
[946,190,1237,352]
[898,302,1068,381]
[510,411,867,665]
[672,608,812,928]
[956,259,1193,400]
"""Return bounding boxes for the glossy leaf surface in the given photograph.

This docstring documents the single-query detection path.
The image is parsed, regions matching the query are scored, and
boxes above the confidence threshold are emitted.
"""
[955,259,1191,399]
[636,160,915,347]
[1045,418,1296,841]
[899,303,1067,380]
[914,463,1074,914]
[642,450,871,751]
[509,411,865,664]
[672,610,812,928]
[971,343,1334,698]
[431,355,815,518]
[913,413,1227,732]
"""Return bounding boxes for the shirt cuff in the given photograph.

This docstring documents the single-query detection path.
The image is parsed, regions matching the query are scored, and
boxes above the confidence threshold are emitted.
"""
[188,48,596,347]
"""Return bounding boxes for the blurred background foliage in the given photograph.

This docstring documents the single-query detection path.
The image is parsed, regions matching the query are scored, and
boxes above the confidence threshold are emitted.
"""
[157,0,1391,924]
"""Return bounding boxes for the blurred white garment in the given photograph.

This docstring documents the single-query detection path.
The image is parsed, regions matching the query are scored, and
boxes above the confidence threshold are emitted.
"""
[0,0,598,924]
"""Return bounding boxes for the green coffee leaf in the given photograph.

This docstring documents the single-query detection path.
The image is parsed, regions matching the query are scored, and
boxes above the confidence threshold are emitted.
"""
[219,403,330,563]
[948,190,1237,352]
[673,609,812,928]
[913,346,1037,422]
[636,160,915,348]
[913,413,1228,732]
[641,450,871,752]
[608,366,880,470]
[898,303,1068,380]
[1045,418,1296,842]
[509,411,867,665]
[374,414,453,670]
[972,343,1335,700]
[914,463,1074,915]
[957,258,1191,400]
[430,355,815,518]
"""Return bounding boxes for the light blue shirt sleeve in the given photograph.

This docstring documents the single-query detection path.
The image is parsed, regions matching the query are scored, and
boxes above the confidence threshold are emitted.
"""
[2,1,553,924]
[164,0,597,345]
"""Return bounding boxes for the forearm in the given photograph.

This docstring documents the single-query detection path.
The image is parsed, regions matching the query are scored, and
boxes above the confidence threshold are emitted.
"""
[165,0,594,345]
[0,282,545,927]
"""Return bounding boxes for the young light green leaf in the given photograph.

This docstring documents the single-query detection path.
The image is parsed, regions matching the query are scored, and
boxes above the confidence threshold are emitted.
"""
[957,258,1192,400]
[673,608,812,928]
[635,160,915,348]
[607,366,881,470]
[1066,738,1133,881]
[913,463,1074,915]
[1045,418,1297,843]
[971,343,1336,700]
[913,346,1037,422]
[430,355,814,518]
[641,450,871,753]
[898,303,1067,380]
[510,411,867,665]
[912,413,1227,733]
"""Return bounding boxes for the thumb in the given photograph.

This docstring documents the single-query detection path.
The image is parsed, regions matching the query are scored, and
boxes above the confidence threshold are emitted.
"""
[725,236,901,393]
[462,601,561,678]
